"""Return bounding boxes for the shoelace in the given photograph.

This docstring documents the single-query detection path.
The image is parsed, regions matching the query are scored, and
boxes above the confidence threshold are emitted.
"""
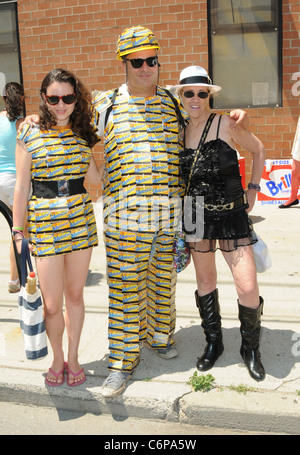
[105,371,127,386]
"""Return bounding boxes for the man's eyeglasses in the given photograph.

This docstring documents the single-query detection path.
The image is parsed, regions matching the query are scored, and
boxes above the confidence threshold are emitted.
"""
[45,93,77,106]
[124,56,158,69]
[183,91,209,99]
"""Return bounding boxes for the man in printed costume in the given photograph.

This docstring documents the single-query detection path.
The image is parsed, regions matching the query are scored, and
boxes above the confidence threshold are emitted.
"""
[93,26,248,397]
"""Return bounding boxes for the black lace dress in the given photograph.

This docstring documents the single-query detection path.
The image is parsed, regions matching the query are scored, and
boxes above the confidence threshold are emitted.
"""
[180,113,257,252]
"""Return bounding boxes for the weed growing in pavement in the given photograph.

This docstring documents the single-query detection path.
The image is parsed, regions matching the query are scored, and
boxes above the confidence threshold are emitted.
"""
[229,384,258,395]
[187,371,215,392]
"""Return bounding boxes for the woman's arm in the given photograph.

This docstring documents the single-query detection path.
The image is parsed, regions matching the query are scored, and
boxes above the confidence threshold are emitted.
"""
[13,140,32,251]
[84,154,103,186]
[229,122,265,213]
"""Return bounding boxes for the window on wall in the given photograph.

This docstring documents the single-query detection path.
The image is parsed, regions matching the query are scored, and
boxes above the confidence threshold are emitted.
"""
[208,0,282,109]
[0,0,22,111]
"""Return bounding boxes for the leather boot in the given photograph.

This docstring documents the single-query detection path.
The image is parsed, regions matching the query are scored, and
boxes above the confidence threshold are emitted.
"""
[238,297,266,381]
[195,289,224,371]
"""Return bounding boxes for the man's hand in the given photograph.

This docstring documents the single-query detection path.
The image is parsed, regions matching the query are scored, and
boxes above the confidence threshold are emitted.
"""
[18,114,40,132]
[229,109,249,131]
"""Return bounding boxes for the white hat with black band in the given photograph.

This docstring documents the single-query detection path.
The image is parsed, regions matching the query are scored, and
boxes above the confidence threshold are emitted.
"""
[175,66,221,93]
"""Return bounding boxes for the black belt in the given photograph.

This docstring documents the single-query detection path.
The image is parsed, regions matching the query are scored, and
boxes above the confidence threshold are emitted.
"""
[205,194,248,212]
[32,177,87,198]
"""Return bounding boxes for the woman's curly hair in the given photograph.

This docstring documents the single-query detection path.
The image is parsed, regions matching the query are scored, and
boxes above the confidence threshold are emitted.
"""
[39,68,98,148]
[4,82,24,122]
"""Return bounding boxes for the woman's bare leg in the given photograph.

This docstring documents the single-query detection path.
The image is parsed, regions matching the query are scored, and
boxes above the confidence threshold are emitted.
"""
[64,248,92,385]
[36,255,65,384]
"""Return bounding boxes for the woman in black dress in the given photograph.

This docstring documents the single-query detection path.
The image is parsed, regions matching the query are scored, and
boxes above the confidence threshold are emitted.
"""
[175,66,266,381]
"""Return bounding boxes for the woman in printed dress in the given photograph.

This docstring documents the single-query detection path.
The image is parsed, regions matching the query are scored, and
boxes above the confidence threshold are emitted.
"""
[13,69,101,387]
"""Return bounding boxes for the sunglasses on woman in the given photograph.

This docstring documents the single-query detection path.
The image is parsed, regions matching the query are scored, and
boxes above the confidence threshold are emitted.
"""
[124,56,158,69]
[45,93,77,105]
[183,91,209,99]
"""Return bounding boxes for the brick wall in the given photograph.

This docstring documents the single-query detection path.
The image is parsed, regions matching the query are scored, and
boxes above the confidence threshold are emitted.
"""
[17,0,300,200]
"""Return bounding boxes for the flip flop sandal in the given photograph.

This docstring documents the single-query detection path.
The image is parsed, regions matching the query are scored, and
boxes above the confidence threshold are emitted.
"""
[66,367,86,387]
[45,366,65,387]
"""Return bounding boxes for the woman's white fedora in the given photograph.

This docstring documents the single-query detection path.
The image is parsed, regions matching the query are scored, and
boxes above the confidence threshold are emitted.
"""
[175,66,221,93]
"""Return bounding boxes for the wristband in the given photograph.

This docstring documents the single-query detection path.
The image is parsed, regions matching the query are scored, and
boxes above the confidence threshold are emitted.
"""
[247,182,261,192]
[12,229,25,239]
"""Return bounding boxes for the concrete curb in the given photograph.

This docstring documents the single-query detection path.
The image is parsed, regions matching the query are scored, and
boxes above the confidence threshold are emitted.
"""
[0,370,299,434]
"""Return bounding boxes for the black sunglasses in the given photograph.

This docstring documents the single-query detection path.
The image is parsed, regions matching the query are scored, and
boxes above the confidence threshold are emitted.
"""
[183,90,209,99]
[45,93,77,106]
[125,56,158,69]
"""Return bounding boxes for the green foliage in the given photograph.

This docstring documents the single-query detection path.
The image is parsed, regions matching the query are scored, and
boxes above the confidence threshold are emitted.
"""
[188,371,215,392]
[229,383,257,394]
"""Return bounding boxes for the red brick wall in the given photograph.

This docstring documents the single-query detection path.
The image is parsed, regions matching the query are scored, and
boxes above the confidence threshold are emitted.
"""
[17,0,300,200]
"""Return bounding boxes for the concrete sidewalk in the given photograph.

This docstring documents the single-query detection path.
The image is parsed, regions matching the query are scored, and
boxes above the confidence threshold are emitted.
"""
[0,203,299,434]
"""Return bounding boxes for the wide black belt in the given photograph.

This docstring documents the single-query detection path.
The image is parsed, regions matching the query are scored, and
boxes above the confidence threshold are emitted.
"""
[32,177,87,198]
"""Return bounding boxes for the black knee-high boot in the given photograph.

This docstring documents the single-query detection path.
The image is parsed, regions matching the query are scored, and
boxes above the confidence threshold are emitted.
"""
[195,289,224,371]
[238,297,266,381]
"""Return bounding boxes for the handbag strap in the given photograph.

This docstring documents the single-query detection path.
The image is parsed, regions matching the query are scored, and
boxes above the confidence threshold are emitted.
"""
[185,113,216,196]
[20,238,33,287]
